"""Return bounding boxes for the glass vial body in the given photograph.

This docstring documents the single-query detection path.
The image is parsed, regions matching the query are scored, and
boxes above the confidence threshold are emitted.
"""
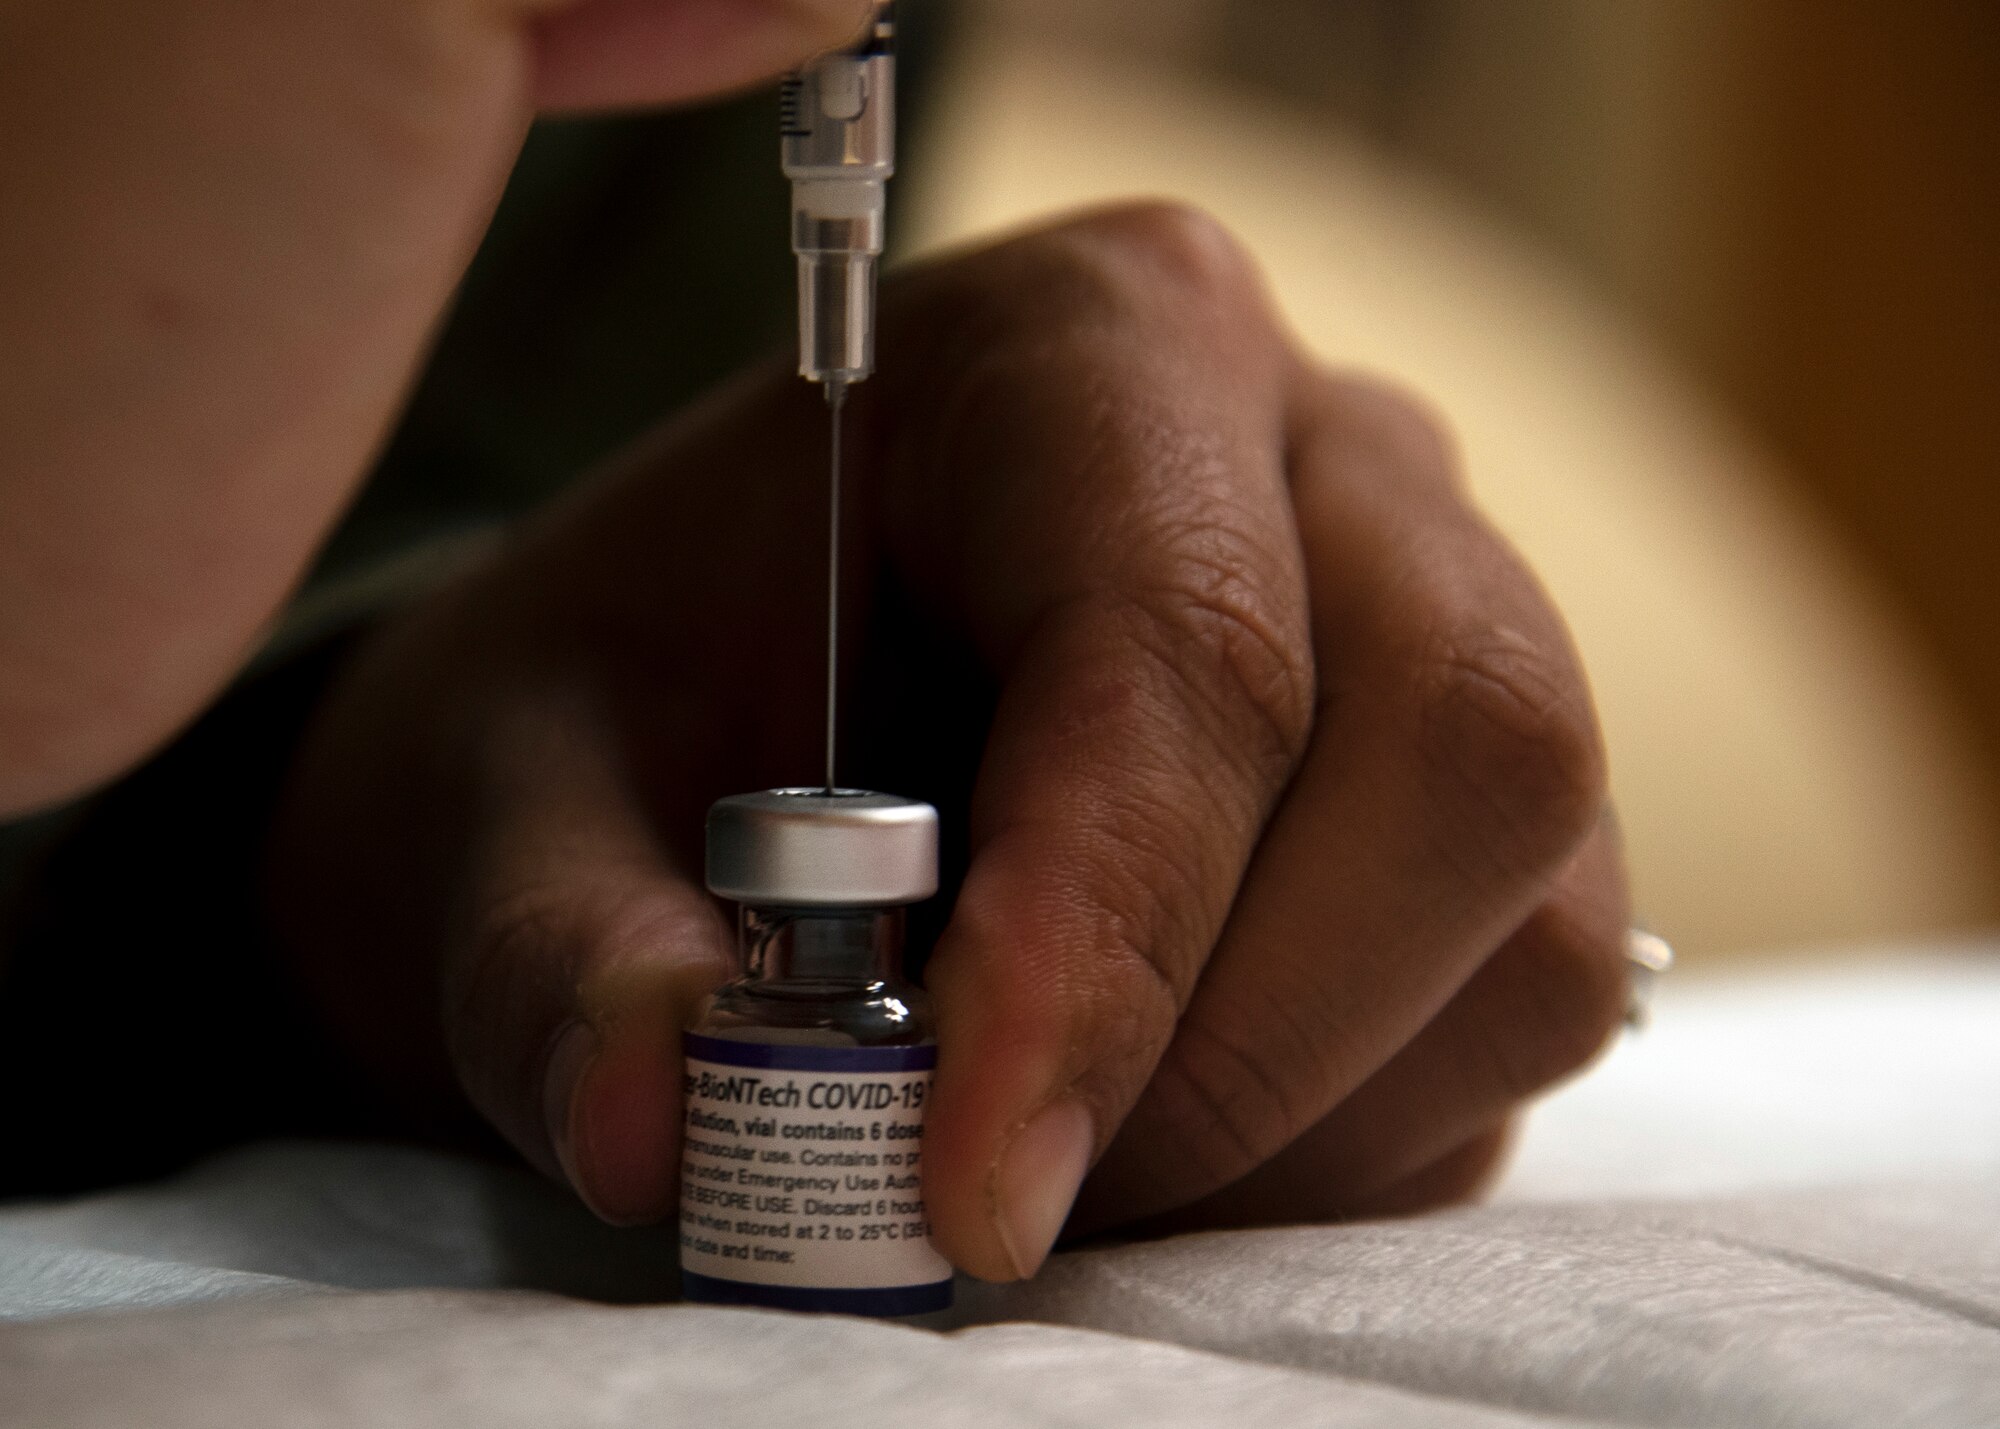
[695,906,933,1049]
[684,789,949,1316]
[681,903,950,1317]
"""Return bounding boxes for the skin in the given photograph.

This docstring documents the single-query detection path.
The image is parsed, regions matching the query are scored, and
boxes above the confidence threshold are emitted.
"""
[0,0,1629,1279]
[0,0,873,817]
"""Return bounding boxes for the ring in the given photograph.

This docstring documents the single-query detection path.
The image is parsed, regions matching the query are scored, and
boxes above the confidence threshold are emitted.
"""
[1622,928,1675,1030]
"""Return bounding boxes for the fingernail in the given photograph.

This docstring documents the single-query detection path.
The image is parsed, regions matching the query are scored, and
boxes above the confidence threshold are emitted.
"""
[994,1100,1096,1280]
[542,1021,599,1197]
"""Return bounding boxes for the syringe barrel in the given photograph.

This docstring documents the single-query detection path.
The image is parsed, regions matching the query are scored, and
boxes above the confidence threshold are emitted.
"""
[797,251,878,387]
[782,16,895,386]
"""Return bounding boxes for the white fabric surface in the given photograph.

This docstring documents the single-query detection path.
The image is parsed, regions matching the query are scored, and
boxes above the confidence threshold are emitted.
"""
[3,950,1998,1427]
[1501,947,2000,1199]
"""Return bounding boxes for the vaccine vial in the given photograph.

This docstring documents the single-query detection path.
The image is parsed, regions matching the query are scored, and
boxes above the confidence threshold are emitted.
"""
[679,789,952,1315]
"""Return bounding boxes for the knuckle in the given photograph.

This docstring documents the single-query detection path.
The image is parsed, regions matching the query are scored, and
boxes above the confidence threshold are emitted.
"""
[438,890,569,1113]
[970,202,1263,349]
[1317,370,1466,490]
[1482,904,1629,1098]
[446,884,721,1061]
[1411,626,1606,885]
[890,207,1274,516]
[1067,200,1261,311]
[446,890,571,1035]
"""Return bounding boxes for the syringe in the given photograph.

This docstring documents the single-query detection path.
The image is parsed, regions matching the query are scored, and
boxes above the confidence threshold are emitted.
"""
[783,4,895,793]
[783,4,896,396]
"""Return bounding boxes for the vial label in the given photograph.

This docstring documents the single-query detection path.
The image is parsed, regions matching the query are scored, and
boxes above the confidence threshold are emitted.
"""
[679,1033,952,1315]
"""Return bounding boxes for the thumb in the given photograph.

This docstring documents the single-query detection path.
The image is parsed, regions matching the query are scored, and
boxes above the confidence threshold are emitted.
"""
[450,866,730,1225]
[434,693,734,1225]
[530,0,876,111]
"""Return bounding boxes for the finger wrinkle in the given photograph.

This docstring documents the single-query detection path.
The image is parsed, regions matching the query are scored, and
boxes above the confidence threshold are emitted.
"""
[1121,575,1314,791]
[933,861,1181,1110]
[1158,1009,1321,1173]
[989,782,1217,1007]
[1215,957,1364,1112]
[1086,789,1229,994]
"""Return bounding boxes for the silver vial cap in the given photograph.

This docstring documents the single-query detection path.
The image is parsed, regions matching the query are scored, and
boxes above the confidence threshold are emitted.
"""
[706,789,939,908]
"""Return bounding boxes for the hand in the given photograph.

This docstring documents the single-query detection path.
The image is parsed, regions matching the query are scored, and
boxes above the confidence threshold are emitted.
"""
[0,0,872,815]
[268,204,1632,1281]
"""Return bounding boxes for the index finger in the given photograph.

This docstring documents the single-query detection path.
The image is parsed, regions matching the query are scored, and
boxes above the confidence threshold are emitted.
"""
[531,0,875,110]
[870,204,1316,1282]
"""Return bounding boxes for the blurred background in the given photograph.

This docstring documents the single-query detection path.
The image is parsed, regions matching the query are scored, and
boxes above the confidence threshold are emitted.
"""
[900,0,2000,962]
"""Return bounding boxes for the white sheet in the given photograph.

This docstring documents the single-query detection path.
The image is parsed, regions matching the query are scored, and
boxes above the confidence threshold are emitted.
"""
[4,948,1998,1427]
[1501,947,2000,1199]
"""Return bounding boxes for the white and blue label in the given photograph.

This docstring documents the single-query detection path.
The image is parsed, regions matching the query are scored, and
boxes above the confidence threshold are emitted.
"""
[679,1034,952,1315]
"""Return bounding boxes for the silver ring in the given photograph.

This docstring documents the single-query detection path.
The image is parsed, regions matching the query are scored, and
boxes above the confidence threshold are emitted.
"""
[1623,928,1675,1030]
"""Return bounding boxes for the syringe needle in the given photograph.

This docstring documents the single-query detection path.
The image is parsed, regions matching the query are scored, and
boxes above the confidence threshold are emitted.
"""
[823,379,847,795]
